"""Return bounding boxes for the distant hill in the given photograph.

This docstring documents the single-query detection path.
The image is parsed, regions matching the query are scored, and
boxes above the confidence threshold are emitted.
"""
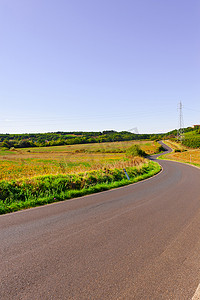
[0,130,158,149]
[0,126,199,149]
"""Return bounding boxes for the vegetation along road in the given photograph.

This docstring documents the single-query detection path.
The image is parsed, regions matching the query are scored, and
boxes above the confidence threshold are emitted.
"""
[0,142,200,299]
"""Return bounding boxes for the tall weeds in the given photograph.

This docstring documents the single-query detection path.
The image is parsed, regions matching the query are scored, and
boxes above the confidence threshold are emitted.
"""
[0,160,161,214]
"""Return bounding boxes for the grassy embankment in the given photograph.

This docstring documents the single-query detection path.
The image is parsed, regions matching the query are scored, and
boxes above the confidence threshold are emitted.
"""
[0,141,162,214]
[159,140,200,168]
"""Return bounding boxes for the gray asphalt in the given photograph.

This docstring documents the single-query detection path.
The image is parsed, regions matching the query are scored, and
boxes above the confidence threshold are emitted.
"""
[1,143,200,299]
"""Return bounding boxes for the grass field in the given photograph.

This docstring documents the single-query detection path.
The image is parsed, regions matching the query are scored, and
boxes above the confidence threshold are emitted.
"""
[0,141,161,181]
[0,140,163,214]
[163,140,187,151]
[19,140,160,154]
[0,160,161,214]
[160,140,200,167]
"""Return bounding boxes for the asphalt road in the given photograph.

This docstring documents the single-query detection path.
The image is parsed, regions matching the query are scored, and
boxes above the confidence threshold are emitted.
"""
[1,143,200,299]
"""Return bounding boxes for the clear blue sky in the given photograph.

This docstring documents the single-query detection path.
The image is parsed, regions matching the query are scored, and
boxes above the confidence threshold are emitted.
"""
[0,0,200,134]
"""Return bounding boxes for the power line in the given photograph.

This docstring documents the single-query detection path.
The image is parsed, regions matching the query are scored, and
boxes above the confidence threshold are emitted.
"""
[184,106,200,113]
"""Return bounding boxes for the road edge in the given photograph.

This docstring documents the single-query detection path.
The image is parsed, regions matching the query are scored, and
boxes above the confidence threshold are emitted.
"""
[192,283,200,300]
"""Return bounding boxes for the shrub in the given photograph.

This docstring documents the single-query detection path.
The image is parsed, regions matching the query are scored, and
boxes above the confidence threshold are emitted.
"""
[126,145,146,157]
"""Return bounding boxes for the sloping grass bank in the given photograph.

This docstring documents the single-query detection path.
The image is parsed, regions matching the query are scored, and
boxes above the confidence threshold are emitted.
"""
[159,141,200,168]
[0,160,161,214]
[159,151,200,168]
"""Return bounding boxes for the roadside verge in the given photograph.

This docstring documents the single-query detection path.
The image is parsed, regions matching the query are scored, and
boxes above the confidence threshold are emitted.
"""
[0,160,161,215]
[158,141,200,169]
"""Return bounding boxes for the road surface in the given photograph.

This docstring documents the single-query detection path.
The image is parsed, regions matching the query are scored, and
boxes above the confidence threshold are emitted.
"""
[0,142,200,299]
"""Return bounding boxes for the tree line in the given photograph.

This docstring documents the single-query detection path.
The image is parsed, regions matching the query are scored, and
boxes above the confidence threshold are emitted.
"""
[1,127,197,149]
[0,130,164,149]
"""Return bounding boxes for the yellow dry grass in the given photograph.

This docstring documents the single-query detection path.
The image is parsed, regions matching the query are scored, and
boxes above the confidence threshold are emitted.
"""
[161,140,200,167]
[0,140,159,181]
[161,149,200,166]
[163,140,187,151]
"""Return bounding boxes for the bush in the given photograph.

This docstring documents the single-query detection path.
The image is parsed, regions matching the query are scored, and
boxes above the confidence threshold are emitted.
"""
[126,145,146,157]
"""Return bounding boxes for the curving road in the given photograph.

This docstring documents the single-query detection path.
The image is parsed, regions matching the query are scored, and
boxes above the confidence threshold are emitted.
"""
[1,142,200,299]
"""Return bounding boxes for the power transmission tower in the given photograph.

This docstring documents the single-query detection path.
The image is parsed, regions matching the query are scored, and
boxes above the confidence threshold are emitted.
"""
[128,127,139,134]
[177,101,184,141]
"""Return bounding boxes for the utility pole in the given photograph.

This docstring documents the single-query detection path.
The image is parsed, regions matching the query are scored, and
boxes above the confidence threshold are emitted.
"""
[177,101,184,141]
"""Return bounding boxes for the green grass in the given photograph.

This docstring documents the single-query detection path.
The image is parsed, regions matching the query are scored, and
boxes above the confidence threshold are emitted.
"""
[0,140,163,214]
[0,160,161,214]
[184,131,200,137]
